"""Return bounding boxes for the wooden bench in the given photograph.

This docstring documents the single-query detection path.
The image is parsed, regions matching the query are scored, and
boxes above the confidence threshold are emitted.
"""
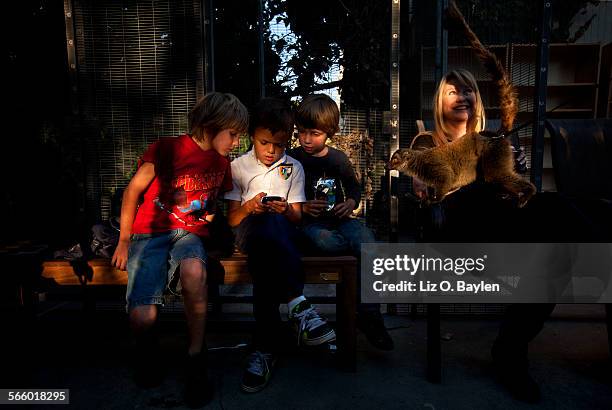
[41,255,357,371]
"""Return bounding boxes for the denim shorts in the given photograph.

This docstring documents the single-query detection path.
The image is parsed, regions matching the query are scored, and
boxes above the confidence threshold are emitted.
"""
[126,229,207,311]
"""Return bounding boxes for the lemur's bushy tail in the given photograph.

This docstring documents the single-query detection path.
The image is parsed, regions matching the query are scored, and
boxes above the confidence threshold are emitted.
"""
[448,0,518,133]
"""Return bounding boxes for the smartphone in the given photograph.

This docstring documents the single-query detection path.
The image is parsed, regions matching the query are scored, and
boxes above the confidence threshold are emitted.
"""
[261,195,283,204]
[314,178,336,211]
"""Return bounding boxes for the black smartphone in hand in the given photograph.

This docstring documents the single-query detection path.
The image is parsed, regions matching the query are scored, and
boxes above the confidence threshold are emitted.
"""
[261,196,283,204]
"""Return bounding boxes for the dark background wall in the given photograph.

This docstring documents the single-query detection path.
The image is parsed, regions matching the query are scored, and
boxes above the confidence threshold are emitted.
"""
[2,1,76,247]
[2,0,610,249]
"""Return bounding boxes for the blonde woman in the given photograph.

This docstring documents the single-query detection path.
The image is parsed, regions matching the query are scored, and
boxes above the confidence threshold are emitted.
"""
[412,69,546,403]
[411,69,486,199]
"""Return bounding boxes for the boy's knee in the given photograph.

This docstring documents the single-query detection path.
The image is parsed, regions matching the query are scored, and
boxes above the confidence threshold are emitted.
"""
[350,231,374,252]
[179,258,207,289]
[129,304,157,329]
[312,230,347,253]
[359,226,375,243]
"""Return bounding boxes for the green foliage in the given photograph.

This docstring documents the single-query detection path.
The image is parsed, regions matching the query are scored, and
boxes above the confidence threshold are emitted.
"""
[265,0,390,107]
[215,0,598,111]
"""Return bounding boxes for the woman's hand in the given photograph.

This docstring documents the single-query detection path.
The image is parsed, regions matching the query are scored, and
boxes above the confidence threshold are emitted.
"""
[513,145,528,174]
[303,199,329,217]
[333,198,356,219]
[412,177,429,200]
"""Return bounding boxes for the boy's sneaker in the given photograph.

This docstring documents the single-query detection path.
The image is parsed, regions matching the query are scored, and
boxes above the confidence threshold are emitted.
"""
[241,351,277,393]
[184,352,214,408]
[357,311,394,351]
[289,300,336,346]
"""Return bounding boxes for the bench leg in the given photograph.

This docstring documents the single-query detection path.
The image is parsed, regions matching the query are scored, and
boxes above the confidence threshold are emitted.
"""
[606,304,612,358]
[336,267,357,372]
[427,303,441,383]
[81,285,96,313]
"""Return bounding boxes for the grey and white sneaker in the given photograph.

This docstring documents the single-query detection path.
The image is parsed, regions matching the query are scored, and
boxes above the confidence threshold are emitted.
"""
[241,351,277,393]
[290,300,336,346]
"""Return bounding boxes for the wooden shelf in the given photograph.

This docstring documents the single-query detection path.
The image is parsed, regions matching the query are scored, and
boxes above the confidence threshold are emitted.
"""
[548,108,593,113]
[516,83,597,87]
[548,83,597,87]
[420,43,602,125]
[518,109,594,113]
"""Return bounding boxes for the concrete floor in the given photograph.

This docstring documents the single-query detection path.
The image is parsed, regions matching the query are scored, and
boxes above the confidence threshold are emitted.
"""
[17,303,612,409]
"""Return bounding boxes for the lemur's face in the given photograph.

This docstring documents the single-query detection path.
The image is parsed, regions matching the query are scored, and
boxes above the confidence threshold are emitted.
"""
[387,149,408,171]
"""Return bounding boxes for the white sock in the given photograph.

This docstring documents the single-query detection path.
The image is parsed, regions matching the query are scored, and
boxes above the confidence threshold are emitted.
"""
[288,295,307,316]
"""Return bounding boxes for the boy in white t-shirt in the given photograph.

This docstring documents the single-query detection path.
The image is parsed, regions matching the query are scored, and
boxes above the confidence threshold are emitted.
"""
[225,97,335,393]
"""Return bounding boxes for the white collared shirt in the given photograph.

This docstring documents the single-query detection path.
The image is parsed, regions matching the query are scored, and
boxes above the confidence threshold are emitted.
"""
[224,149,306,205]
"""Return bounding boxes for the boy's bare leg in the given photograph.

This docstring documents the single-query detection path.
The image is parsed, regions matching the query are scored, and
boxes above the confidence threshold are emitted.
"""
[129,304,158,333]
[129,304,163,388]
[181,258,213,407]
[180,258,208,355]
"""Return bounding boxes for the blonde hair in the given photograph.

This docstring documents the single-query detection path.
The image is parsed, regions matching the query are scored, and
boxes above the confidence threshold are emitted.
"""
[188,92,249,142]
[432,69,485,146]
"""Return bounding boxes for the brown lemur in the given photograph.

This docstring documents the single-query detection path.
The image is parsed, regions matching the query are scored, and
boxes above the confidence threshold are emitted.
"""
[388,0,536,208]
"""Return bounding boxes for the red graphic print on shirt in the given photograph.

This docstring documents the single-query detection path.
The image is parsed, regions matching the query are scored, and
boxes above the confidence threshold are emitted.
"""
[131,135,233,237]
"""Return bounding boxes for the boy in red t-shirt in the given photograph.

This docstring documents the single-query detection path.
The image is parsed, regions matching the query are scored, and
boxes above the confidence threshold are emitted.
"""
[111,92,248,407]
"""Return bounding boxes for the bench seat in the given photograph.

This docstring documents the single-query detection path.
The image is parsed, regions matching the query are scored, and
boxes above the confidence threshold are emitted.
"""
[41,254,357,371]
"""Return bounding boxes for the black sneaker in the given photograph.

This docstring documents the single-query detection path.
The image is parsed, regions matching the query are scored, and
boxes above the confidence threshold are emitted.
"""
[357,311,394,351]
[289,300,336,346]
[133,334,165,388]
[184,352,214,408]
[492,345,540,403]
[241,351,277,393]
[494,365,541,403]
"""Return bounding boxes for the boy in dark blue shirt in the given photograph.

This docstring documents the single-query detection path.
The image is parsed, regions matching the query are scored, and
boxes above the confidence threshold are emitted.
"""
[288,94,393,351]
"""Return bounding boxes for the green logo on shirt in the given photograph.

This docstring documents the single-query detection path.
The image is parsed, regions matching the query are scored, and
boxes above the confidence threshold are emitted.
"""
[279,164,293,180]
